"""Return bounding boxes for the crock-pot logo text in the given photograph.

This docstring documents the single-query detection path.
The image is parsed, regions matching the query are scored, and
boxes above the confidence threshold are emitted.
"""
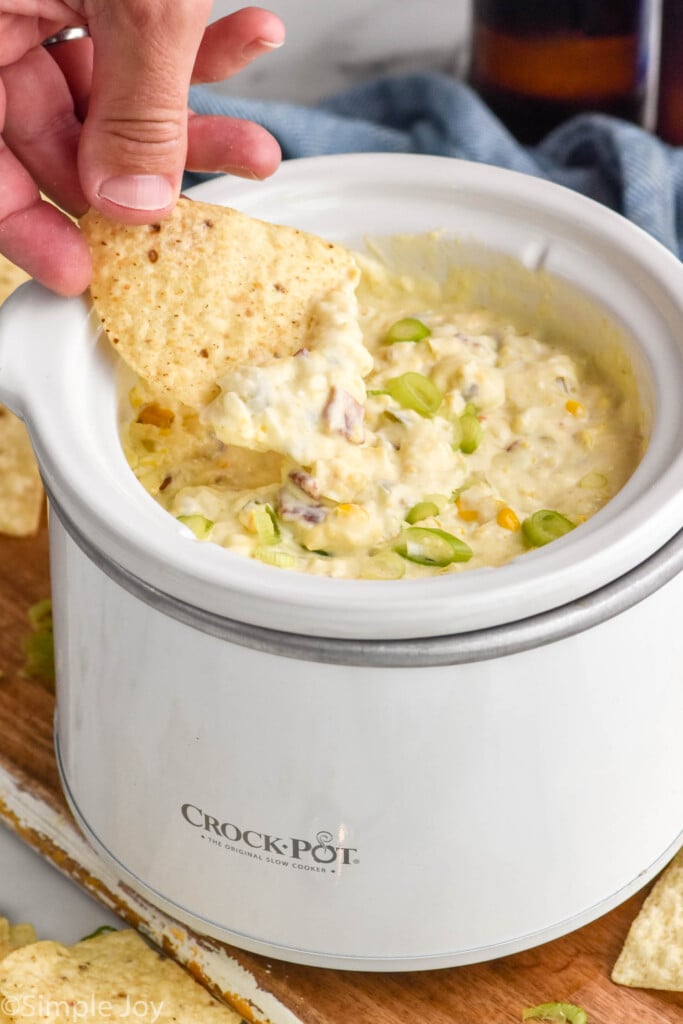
[181,803,359,866]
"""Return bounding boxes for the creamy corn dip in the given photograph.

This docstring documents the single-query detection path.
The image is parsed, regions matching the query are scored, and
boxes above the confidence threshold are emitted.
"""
[122,254,645,579]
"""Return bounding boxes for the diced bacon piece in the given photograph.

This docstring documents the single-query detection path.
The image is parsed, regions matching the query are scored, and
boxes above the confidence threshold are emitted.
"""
[288,469,321,499]
[277,486,327,524]
[322,387,365,443]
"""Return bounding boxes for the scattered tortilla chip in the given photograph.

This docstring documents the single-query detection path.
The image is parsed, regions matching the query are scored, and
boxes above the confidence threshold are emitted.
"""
[0,255,43,538]
[80,198,360,405]
[0,406,43,537]
[0,257,29,304]
[612,846,683,990]
[0,918,36,961]
[0,929,241,1022]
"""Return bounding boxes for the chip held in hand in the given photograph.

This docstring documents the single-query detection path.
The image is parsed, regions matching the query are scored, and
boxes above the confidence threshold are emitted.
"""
[80,198,360,406]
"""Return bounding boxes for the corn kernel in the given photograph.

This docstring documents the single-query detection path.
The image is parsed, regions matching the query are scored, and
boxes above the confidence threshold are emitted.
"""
[336,503,368,519]
[137,403,175,429]
[497,506,520,531]
[456,497,479,522]
[565,399,585,417]
[128,387,144,409]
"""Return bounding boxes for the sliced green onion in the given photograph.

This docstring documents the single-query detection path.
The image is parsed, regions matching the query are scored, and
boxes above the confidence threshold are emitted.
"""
[253,546,297,568]
[459,413,483,454]
[81,925,118,942]
[28,598,52,632]
[366,389,387,397]
[22,598,55,687]
[384,317,431,344]
[522,1002,588,1024]
[395,527,472,567]
[177,514,214,540]
[521,510,576,548]
[423,492,449,510]
[22,629,55,685]
[405,501,440,524]
[385,372,443,417]
[252,504,279,545]
[450,415,464,450]
[579,471,608,489]
[360,551,406,580]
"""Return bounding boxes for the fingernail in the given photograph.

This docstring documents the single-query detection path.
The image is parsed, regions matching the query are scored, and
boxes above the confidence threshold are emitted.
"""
[97,174,174,211]
[225,167,262,180]
[242,37,285,60]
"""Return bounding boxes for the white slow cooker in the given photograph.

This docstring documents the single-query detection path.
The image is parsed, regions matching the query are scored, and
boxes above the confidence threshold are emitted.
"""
[1,155,682,971]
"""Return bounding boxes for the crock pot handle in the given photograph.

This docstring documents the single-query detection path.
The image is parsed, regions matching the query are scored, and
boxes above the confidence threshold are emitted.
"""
[0,281,66,419]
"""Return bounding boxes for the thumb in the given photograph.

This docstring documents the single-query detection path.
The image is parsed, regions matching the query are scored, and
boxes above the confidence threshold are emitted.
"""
[78,0,211,219]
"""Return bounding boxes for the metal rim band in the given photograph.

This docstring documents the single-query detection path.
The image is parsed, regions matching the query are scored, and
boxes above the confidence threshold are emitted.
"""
[47,485,683,668]
[42,26,90,47]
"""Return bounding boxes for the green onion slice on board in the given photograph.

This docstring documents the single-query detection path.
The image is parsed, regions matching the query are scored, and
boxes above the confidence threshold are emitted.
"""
[522,1003,588,1024]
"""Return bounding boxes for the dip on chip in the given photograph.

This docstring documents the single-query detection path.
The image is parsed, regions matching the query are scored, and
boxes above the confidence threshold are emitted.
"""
[612,847,683,991]
[81,198,359,406]
[0,928,241,1022]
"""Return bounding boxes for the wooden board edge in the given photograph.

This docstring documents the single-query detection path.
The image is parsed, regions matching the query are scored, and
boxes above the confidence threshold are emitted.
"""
[0,755,303,1024]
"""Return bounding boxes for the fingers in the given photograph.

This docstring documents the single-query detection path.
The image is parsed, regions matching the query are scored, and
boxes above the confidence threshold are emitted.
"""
[186,113,281,178]
[0,199,91,295]
[77,0,212,221]
[0,82,90,295]
[192,7,285,84]
[78,2,285,222]
[45,32,93,122]
[1,45,88,215]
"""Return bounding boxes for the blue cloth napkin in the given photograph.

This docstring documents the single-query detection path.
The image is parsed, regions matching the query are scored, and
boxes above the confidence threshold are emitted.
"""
[188,72,683,259]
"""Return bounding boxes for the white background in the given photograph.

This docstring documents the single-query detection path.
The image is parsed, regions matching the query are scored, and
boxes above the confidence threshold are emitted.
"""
[209,0,472,102]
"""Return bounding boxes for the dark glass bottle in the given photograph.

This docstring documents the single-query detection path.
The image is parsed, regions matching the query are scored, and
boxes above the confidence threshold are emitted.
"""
[657,0,683,143]
[469,0,652,142]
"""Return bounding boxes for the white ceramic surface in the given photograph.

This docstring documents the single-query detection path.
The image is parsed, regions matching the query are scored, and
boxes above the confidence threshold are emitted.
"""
[51,510,683,968]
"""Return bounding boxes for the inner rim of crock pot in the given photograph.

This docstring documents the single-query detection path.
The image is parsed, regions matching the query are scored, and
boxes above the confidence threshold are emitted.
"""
[7,156,683,641]
[47,484,683,668]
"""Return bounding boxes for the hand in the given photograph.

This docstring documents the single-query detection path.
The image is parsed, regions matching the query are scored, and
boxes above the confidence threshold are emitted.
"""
[0,3,285,295]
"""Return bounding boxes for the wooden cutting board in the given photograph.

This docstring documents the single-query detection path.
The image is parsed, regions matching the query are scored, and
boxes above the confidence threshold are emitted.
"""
[0,515,681,1024]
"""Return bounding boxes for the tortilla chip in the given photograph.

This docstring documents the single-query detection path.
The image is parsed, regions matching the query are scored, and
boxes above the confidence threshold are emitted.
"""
[0,255,42,538]
[0,929,241,1022]
[0,407,43,537]
[612,846,683,990]
[0,918,37,960]
[0,258,28,304]
[80,198,360,405]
